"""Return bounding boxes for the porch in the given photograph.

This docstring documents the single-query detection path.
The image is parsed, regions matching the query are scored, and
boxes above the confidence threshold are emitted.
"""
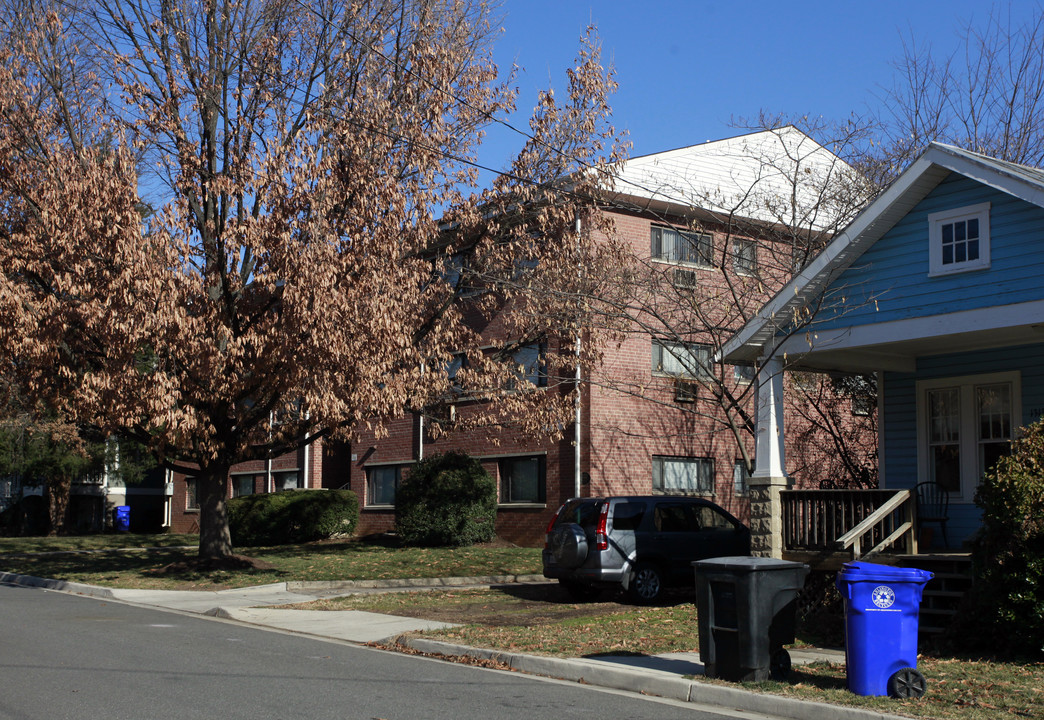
[779,487,972,635]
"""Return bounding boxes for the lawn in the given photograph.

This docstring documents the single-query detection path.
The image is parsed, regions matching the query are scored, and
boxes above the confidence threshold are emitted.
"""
[0,535,543,590]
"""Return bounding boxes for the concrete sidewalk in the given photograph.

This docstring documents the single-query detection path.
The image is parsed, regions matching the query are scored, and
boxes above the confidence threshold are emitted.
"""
[1,571,896,720]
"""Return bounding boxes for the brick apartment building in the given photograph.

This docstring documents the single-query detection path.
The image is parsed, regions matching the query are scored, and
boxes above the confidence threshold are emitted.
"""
[157,127,873,542]
[337,127,875,545]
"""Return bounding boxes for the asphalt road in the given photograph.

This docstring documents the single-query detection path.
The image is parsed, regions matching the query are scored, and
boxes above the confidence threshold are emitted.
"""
[0,583,773,720]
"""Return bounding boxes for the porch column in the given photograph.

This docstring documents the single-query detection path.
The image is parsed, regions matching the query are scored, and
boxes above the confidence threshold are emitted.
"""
[750,354,788,558]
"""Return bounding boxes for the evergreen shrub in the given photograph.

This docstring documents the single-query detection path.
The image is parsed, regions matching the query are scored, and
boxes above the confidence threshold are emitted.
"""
[953,419,1044,657]
[395,451,497,547]
[228,488,358,546]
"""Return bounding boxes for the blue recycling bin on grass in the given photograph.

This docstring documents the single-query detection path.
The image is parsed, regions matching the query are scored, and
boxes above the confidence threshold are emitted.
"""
[114,505,131,533]
[835,561,934,698]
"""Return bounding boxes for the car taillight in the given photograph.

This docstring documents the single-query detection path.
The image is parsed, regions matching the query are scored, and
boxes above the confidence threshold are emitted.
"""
[595,502,609,551]
[544,504,564,550]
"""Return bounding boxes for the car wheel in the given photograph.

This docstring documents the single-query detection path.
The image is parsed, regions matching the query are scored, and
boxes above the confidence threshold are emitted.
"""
[559,579,601,602]
[628,562,664,604]
[548,523,589,569]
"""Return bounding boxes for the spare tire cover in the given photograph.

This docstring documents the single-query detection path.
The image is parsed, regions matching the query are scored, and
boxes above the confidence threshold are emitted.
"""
[549,523,589,568]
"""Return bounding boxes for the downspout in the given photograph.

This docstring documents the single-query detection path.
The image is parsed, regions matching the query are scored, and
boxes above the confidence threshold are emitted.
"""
[574,215,583,499]
[266,411,274,493]
[418,362,425,462]
[301,410,311,488]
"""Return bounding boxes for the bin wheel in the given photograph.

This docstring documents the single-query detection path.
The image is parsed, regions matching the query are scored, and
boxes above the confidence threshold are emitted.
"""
[770,649,792,681]
[888,667,927,699]
[628,562,664,604]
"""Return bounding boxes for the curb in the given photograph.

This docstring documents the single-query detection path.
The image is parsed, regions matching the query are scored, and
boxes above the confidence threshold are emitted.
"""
[397,638,905,720]
[0,571,119,600]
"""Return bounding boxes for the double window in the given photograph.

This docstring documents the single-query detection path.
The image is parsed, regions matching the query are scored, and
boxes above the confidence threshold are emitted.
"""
[928,203,991,276]
[652,456,714,494]
[918,372,1018,501]
[652,340,713,380]
[499,455,545,504]
[651,226,713,266]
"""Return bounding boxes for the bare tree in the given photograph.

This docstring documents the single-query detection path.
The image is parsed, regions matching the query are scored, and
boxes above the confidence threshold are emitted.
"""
[875,5,1044,178]
[0,0,626,559]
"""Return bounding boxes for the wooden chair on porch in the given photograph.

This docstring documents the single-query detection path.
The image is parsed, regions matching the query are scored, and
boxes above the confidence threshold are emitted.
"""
[914,481,949,550]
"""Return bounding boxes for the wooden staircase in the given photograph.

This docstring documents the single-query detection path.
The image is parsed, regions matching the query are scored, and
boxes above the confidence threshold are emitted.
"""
[897,554,973,636]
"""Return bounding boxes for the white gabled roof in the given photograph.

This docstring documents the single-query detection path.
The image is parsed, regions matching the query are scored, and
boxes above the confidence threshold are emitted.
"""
[719,143,1044,364]
[604,126,857,231]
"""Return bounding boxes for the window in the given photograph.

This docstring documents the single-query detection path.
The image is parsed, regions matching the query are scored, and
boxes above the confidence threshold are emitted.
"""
[653,340,713,380]
[733,459,750,495]
[652,456,714,494]
[499,455,545,504]
[273,470,301,491]
[928,202,990,276]
[732,238,757,275]
[509,344,546,389]
[733,364,756,385]
[185,478,198,510]
[446,353,468,393]
[918,372,1018,502]
[232,474,254,498]
[651,226,713,266]
[366,465,402,506]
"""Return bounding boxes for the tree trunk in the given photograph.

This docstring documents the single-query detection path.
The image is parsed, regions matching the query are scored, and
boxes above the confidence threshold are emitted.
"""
[45,476,71,536]
[197,462,233,559]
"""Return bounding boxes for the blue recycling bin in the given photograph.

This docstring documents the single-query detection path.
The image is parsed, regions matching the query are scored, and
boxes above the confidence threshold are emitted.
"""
[835,561,934,698]
[114,505,131,533]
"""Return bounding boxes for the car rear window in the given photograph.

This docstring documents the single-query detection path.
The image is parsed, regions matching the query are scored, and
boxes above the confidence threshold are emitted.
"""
[558,500,602,532]
[612,502,645,531]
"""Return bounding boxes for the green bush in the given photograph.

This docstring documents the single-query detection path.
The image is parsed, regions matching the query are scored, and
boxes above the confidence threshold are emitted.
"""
[228,489,359,546]
[395,451,497,547]
[953,419,1044,657]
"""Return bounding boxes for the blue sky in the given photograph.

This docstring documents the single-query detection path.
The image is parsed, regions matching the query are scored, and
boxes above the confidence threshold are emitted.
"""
[478,0,1042,174]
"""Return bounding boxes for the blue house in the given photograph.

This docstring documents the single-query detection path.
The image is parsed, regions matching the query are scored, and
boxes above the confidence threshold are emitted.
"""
[721,143,1044,555]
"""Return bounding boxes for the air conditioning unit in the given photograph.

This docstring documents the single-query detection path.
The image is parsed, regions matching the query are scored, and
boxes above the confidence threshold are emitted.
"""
[674,380,698,403]
[672,267,699,289]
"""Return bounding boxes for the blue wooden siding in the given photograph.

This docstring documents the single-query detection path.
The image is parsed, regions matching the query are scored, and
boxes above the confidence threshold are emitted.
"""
[811,174,1044,332]
[880,342,1044,547]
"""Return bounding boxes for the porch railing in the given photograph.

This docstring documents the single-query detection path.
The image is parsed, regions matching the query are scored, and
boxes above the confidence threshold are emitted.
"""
[781,489,916,560]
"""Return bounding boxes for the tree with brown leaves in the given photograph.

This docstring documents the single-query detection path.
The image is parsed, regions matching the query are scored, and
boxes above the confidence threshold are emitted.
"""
[0,0,625,559]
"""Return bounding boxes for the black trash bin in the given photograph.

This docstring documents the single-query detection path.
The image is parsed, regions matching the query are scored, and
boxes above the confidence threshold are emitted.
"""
[693,556,810,682]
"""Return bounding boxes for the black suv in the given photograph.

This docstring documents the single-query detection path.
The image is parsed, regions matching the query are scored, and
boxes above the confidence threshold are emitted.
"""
[542,496,750,603]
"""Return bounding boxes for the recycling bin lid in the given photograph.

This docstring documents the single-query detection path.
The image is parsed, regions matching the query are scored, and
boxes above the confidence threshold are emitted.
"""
[839,560,932,581]
[694,556,807,572]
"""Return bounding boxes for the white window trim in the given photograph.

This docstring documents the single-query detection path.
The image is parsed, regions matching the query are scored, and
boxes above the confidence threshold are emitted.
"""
[915,370,1020,503]
[927,202,991,277]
